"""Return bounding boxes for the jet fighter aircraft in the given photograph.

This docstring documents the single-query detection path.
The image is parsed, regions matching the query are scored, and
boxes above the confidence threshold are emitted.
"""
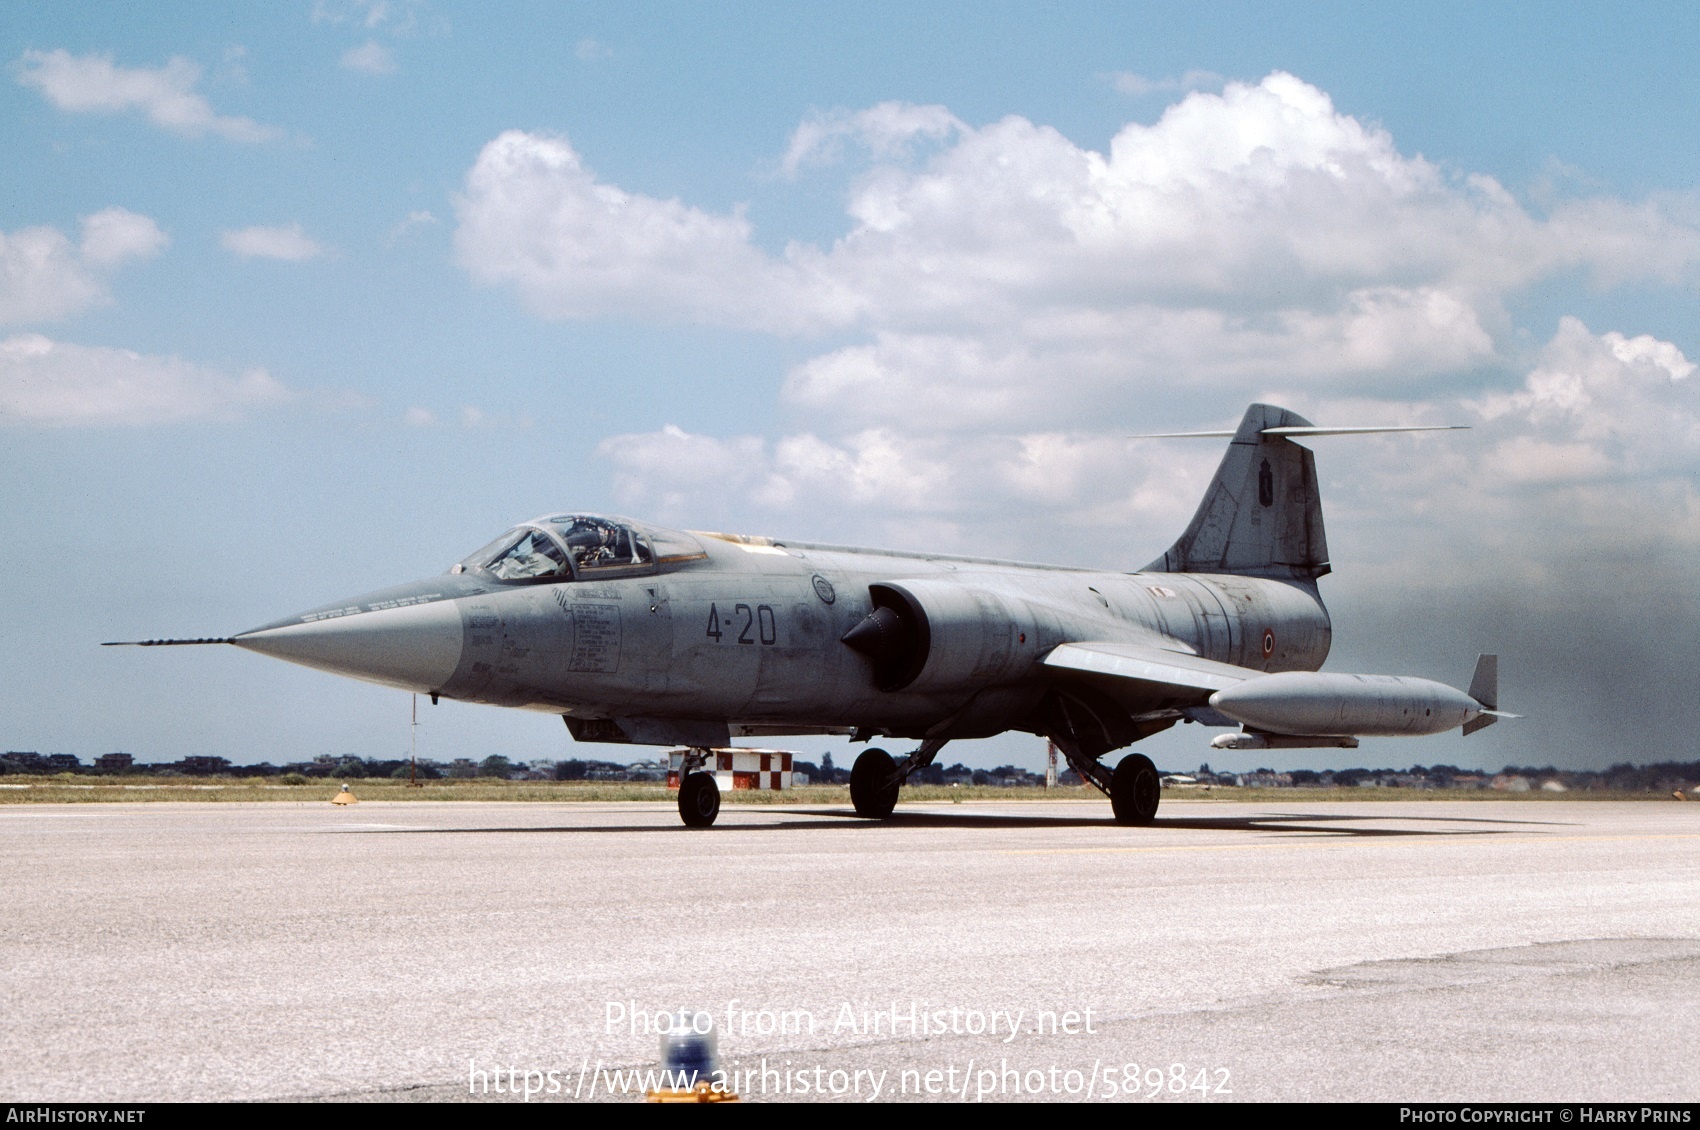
[110,403,1512,827]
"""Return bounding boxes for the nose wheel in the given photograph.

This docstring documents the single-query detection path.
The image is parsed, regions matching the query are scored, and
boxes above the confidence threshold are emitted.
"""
[678,771,721,827]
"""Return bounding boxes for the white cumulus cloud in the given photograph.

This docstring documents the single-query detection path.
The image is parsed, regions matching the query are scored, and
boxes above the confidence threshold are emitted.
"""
[1468,317,1700,482]
[600,319,1700,590]
[455,72,1700,588]
[387,209,439,244]
[780,101,964,176]
[456,73,1700,420]
[1108,69,1224,97]
[221,223,327,262]
[78,207,168,267]
[13,49,281,142]
[454,131,842,332]
[340,41,396,74]
[596,422,1208,556]
[0,334,291,426]
[1,209,167,325]
[313,0,424,32]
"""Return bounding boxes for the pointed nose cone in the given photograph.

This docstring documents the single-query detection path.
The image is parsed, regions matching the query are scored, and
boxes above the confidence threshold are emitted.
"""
[841,606,915,664]
[233,597,464,692]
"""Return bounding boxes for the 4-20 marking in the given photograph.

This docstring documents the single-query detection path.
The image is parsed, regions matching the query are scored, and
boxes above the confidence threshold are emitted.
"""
[705,602,777,645]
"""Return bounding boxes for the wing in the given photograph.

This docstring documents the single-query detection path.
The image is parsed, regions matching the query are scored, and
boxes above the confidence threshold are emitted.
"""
[1042,640,1260,694]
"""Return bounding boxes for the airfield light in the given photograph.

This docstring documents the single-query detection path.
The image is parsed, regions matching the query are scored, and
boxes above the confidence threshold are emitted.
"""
[647,1009,738,1103]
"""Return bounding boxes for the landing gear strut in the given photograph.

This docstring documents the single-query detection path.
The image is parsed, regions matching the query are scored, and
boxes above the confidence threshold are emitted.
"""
[849,737,948,819]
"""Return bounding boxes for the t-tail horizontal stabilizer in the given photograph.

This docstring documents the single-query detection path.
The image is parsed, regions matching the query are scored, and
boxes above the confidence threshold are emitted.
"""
[1131,425,1470,438]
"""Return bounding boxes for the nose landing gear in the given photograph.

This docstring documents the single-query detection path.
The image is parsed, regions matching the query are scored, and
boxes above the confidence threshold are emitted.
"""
[678,770,721,827]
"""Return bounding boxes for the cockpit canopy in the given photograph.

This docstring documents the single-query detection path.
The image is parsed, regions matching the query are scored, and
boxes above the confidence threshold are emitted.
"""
[454,514,706,583]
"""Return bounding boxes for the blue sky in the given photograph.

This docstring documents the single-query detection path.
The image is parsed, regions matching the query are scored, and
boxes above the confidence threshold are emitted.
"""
[5,2,1700,773]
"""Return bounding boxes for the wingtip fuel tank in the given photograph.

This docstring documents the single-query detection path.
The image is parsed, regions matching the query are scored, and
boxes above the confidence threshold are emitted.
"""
[1207,667,1495,739]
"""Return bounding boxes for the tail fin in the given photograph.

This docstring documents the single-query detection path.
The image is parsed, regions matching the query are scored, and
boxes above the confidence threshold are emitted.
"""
[1145,403,1329,579]
[1463,654,1498,736]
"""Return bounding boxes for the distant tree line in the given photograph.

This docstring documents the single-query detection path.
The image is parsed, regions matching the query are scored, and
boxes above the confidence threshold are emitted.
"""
[5,749,1699,791]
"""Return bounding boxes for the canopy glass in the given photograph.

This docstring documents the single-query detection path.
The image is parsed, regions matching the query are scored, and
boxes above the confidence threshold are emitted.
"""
[454,514,706,582]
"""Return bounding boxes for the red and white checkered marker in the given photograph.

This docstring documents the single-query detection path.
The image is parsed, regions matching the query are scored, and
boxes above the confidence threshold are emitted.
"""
[667,748,793,791]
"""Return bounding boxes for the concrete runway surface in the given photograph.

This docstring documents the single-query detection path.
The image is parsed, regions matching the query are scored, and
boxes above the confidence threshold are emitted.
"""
[1,798,1696,1103]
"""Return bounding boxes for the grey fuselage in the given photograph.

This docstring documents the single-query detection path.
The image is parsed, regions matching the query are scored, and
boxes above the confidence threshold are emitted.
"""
[239,529,1333,747]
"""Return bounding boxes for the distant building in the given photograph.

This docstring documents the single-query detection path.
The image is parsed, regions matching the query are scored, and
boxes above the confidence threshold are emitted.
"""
[95,753,134,771]
[48,754,82,770]
[178,756,231,774]
[586,765,624,780]
[5,751,47,770]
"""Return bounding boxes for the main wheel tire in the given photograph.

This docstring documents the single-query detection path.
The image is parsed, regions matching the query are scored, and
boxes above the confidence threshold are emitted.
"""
[1110,753,1161,825]
[849,748,900,819]
[678,772,720,827]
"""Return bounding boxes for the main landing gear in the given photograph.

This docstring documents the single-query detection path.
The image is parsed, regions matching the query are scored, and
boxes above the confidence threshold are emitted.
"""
[848,739,1161,825]
[849,748,899,818]
[1048,736,1162,825]
[849,738,948,819]
[1109,753,1160,825]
